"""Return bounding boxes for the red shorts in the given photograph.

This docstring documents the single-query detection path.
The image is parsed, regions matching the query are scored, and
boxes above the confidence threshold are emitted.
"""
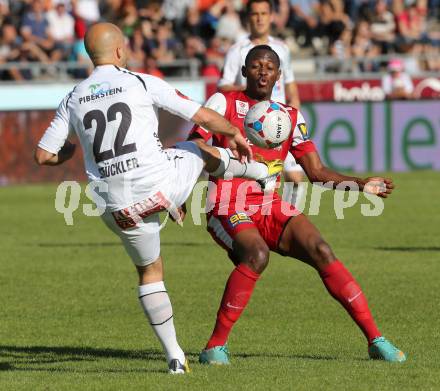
[207,197,301,252]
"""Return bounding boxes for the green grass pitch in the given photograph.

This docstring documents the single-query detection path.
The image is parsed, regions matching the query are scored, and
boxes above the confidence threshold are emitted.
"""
[1,171,439,390]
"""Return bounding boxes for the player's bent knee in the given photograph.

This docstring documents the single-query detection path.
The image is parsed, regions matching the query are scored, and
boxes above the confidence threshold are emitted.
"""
[246,242,270,274]
[314,240,335,264]
[135,256,160,273]
[136,256,163,284]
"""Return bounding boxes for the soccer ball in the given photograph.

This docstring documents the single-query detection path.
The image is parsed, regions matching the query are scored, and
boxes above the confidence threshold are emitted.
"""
[244,101,292,149]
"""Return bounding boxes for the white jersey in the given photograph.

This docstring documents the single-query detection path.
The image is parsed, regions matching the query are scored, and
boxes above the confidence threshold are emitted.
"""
[38,65,201,211]
[218,35,295,104]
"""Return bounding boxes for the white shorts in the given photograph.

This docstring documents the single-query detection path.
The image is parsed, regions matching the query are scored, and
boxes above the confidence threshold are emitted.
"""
[100,141,204,266]
[283,151,303,173]
[161,141,205,208]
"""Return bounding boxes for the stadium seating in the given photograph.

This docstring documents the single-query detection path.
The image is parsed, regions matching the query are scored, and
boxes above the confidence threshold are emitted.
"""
[0,0,438,82]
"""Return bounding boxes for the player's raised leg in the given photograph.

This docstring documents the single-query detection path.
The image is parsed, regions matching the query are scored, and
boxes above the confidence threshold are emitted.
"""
[189,139,283,184]
[278,213,406,362]
[100,212,190,374]
[200,226,269,365]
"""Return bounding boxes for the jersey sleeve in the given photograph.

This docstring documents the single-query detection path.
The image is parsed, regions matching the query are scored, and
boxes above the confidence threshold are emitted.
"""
[38,92,73,154]
[146,75,201,121]
[289,110,317,159]
[218,45,242,87]
[188,92,227,142]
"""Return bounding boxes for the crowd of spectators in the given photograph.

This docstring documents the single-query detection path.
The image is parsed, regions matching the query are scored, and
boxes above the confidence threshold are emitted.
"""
[0,0,439,81]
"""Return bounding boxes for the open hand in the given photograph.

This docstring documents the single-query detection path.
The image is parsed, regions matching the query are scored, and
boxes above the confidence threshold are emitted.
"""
[170,203,187,224]
[363,177,394,198]
[228,132,253,163]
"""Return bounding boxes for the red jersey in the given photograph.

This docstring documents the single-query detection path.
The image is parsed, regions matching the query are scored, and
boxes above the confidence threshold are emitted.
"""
[190,91,316,215]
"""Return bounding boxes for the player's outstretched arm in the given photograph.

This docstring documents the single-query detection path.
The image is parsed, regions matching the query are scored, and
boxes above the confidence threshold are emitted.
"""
[191,106,239,138]
[191,107,253,162]
[34,140,76,166]
[298,150,394,198]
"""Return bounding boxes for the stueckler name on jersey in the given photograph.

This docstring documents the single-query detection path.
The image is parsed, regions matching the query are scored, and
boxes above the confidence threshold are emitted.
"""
[98,157,140,179]
[79,85,124,104]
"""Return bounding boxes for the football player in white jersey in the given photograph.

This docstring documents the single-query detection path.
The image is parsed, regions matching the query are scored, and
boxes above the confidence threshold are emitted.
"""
[34,23,282,374]
[218,0,305,207]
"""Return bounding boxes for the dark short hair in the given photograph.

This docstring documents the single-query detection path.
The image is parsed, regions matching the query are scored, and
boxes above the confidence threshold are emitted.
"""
[245,45,280,68]
[246,0,273,15]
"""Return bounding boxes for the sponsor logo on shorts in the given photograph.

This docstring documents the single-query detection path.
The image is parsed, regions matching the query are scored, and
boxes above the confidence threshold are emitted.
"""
[112,191,171,230]
[228,212,252,227]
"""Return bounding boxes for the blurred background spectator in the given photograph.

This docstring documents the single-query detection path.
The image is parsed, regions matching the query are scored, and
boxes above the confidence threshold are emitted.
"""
[47,3,75,61]
[20,0,57,61]
[370,0,396,53]
[0,22,33,80]
[351,20,381,71]
[72,0,100,25]
[381,57,414,98]
[0,0,438,81]
[288,0,320,48]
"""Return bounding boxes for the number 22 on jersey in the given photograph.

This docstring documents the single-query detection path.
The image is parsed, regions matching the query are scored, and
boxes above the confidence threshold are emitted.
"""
[83,102,137,163]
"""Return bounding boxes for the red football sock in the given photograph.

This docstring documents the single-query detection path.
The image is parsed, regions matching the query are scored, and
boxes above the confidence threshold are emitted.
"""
[320,260,381,344]
[206,263,260,349]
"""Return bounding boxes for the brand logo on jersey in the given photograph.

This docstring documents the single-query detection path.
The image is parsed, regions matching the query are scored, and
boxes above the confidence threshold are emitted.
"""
[79,86,123,104]
[298,123,309,140]
[228,212,252,228]
[236,100,249,117]
[89,82,111,95]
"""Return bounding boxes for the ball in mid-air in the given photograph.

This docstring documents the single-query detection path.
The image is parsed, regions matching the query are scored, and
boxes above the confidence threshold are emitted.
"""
[244,101,292,149]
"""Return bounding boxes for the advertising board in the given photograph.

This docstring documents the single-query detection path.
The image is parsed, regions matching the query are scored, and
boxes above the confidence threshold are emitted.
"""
[302,101,440,172]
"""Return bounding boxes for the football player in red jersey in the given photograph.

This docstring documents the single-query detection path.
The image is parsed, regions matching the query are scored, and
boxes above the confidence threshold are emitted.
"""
[189,45,406,364]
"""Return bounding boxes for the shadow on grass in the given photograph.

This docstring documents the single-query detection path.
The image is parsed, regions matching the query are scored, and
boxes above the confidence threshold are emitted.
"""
[0,345,169,374]
[228,352,337,361]
[0,365,167,374]
[0,345,336,373]
[0,345,163,361]
[34,242,207,248]
[375,246,440,252]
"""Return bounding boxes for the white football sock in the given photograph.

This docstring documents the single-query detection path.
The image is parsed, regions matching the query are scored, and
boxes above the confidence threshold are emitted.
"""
[210,147,268,180]
[138,281,185,365]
